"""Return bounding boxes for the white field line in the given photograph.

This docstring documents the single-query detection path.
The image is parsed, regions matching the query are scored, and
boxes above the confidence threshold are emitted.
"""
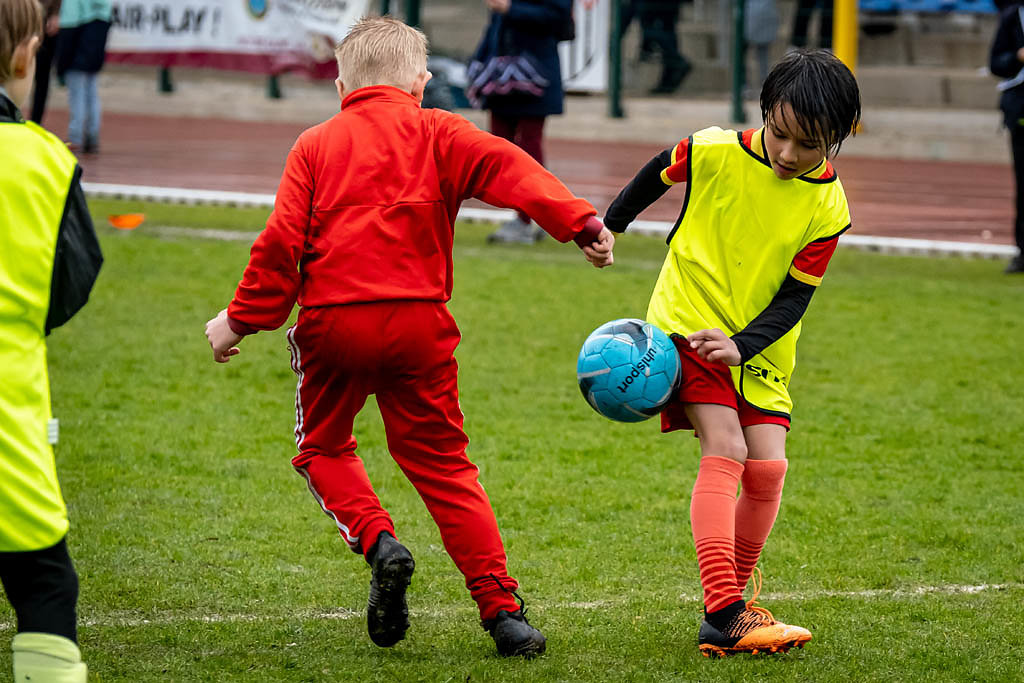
[85,183,1020,260]
[150,226,261,242]
[1,583,1019,632]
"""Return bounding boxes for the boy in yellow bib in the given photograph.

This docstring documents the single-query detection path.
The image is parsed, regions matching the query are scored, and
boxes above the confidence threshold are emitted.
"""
[605,49,860,657]
[1,0,103,679]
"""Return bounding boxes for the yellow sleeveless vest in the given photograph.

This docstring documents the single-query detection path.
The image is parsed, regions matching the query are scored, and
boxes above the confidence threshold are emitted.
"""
[647,126,850,417]
[0,119,79,551]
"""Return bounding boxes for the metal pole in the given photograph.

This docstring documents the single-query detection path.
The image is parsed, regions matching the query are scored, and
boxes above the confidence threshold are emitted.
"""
[158,67,174,94]
[608,0,624,118]
[730,0,746,124]
[267,74,282,99]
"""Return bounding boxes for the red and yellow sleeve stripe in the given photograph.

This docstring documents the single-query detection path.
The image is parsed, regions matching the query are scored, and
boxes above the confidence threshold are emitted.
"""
[660,138,690,186]
[790,226,849,286]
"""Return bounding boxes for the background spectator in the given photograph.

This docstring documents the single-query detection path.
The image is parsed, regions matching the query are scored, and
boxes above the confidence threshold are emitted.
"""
[990,0,1024,273]
[620,0,658,63]
[56,0,111,153]
[745,0,779,94]
[29,0,60,126]
[640,0,690,94]
[791,0,833,50]
[477,0,573,244]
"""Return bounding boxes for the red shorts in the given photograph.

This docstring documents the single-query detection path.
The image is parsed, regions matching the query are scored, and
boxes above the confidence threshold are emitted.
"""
[660,335,791,433]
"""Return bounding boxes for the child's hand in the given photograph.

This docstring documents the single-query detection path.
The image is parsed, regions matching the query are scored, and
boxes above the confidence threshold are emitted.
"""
[583,227,615,268]
[205,309,243,363]
[687,328,741,366]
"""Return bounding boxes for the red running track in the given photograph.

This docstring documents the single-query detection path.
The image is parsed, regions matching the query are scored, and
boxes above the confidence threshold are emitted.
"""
[46,111,1015,246]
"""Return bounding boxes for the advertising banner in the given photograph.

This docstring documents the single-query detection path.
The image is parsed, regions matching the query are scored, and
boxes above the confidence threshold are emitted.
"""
[107,0,611,89]
[106,0,369,76]
[560,0,608,93]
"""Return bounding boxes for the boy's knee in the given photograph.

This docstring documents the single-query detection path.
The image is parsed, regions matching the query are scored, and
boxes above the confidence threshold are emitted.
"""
[702,435,748,463]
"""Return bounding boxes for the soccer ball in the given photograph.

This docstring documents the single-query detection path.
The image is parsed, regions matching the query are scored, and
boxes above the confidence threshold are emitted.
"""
[576,318,682,423]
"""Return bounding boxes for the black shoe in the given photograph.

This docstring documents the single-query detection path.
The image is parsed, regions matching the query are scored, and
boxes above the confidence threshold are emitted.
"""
[83,136,99,154]
[484,609,546,657]
[1006,255,1024,274]
[366,532,415,647]
[650,61,691,95]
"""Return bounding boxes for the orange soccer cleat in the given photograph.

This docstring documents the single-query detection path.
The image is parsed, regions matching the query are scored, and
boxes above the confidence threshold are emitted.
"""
[697,570,811,658]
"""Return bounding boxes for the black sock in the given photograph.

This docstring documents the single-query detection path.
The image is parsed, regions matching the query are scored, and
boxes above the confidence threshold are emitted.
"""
[704,599,746,631]
[0,537,79,641]
[364,530,394,566]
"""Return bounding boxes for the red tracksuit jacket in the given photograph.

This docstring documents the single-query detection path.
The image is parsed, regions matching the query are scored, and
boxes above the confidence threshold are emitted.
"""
[227,86,598,333]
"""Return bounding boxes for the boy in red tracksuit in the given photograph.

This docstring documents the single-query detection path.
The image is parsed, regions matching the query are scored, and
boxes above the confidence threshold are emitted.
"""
[205,16,614,658]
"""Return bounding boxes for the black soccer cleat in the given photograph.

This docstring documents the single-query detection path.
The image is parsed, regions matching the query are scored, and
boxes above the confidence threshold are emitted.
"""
[366,532,415,648]
[484,609,547,658]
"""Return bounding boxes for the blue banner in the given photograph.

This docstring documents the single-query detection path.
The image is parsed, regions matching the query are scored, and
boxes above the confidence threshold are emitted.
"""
[860,0,996,12]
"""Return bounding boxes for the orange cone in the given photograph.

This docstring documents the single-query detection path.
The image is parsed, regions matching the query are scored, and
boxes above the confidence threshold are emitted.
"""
[108,214,145,230]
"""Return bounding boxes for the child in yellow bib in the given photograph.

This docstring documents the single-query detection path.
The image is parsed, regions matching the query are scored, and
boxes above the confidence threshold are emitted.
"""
[605,49,860,658]
[1,0,102,679]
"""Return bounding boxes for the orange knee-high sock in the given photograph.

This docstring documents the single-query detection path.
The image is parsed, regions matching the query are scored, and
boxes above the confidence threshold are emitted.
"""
[734,459,788,592]
[690,455,745,613]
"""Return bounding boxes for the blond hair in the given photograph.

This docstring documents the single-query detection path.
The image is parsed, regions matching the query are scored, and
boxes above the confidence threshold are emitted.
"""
[0,0,41,83]
[335,16,428,92]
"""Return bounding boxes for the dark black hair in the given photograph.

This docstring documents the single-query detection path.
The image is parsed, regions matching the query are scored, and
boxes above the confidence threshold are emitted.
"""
[760,49,862,158]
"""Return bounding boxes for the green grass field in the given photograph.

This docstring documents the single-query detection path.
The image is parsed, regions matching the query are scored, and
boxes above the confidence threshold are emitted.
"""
[2,199,1023,681]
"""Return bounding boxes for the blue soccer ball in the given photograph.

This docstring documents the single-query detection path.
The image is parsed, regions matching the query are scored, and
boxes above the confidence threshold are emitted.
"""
[576,318,682,423]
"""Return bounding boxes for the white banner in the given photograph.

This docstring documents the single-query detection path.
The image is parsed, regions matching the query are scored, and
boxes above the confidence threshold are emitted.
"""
[107,0,367,61]
[560,0,608,93]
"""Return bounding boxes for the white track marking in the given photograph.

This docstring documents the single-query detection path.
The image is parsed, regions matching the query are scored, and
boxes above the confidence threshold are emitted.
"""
[1,584,1018,632]
[86,183,1019,260]
[85,183,276,207]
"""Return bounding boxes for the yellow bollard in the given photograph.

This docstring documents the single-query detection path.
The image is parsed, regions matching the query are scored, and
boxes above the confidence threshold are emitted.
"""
[833,0,859,70]
[833,0,863,132]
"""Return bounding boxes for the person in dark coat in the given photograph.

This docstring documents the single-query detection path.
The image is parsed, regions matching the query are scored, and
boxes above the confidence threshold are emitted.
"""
[30,0,61,127]
[620,0,657,62]
[478,0,573,243]
[56,0,111,153]
[790,0,832,50]
[990,0,1024,273]
[638,0,690,94]
[745,0,779,93]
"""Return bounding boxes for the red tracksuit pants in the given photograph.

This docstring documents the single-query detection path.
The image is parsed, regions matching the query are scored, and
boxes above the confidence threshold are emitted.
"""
[286,301,520,621]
